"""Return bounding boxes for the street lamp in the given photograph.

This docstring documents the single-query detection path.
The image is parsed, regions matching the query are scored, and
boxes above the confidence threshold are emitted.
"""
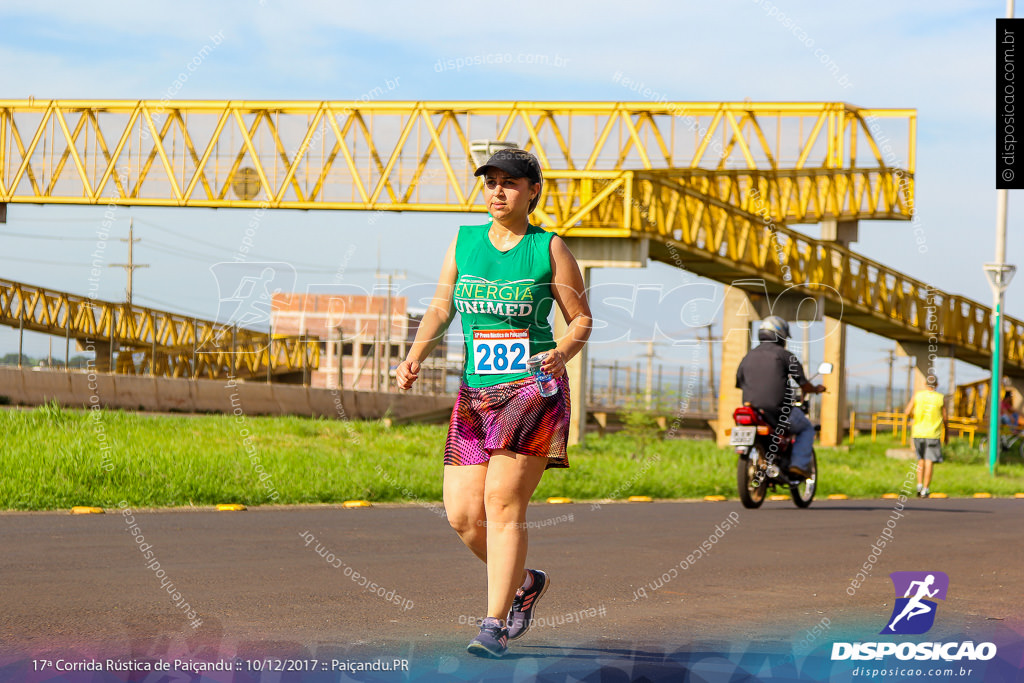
[987,0,1017,475]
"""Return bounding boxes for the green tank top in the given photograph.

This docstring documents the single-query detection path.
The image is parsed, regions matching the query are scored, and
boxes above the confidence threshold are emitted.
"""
[454,222,557,388]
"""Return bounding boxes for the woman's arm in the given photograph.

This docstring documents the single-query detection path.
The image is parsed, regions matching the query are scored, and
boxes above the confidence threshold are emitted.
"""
[396,236,458,390]
[544,235,593,379]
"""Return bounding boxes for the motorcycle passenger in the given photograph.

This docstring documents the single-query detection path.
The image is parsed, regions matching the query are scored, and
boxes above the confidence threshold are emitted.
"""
[735,316,826,478]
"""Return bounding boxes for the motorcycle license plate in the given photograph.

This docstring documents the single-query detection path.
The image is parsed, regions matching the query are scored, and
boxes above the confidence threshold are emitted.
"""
[730,426,756,446]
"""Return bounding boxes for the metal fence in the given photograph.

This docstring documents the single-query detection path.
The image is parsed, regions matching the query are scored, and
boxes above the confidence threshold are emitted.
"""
[587,361,717,414]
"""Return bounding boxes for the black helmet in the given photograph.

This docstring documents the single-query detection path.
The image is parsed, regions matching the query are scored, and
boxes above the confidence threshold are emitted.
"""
[757,315,790,343]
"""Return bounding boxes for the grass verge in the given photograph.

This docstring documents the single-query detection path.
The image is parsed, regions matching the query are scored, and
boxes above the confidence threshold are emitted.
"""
[2,403,1023,510]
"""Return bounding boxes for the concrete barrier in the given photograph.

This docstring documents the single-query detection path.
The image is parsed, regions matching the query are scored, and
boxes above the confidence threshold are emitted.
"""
[0,367,28,405]
[113,376,162,412]
[68,371,118,409]
[307,387,343,419]
[238,381,282,415]
[21,370,76,405]
[155,375,194,413]
[0,367,454,421]
[195,377,233,413]
[271,383,309,416]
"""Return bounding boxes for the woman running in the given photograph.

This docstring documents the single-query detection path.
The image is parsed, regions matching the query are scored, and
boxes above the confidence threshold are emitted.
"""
[396,148,592,658]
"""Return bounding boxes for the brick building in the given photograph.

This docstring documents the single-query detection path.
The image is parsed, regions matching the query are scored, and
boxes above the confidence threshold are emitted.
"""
[271,292,447,392]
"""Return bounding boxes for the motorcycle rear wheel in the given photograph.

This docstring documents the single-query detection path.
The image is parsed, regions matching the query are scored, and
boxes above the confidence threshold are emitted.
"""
[737,445,768,509]
[790,449,817,508]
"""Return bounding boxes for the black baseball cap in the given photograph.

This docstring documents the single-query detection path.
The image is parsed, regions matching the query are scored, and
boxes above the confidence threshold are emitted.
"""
[474,148,544,212]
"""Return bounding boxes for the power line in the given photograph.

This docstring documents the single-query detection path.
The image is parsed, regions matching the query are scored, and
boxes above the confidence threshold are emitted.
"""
[139,239,381,275]
[3,218,438,278]
[138,238,223,263]
[130,217,251,255]
[133,294,214,319]
[132,216,354,270]
[0,255,87,268]
[3,215,116,223]
[0,231,97,242]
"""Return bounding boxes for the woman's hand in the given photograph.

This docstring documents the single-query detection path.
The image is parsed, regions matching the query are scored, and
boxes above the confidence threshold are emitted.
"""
[541,350,568,378]
[396,359,420,390]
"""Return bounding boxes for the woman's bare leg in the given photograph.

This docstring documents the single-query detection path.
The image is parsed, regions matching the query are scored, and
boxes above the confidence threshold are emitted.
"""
[482,450,548,620]
[443,463,488,562]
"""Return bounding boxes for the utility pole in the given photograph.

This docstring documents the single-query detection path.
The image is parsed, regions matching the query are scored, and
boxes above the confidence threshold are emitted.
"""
[109,219,149,307]
[611,360,618,406]
[905,357,914,408]
[948,351,955,395]
[705,323,716,400]
[373,319,381,392]
[886,349,895,412]
[645,339,654,410]
[802,322,810,372]
[375,269,407,392]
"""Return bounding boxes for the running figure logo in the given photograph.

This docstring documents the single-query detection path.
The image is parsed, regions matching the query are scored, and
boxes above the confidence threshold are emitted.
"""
[209,263,295,326]
[881,571,949,635]
[207,262,296,350]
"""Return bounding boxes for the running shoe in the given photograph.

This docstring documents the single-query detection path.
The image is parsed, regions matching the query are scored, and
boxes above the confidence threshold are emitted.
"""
[507,569,550,640]
[466,617,508,658]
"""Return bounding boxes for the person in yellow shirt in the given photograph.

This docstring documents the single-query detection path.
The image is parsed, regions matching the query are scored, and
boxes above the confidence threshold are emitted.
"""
[904,375,948,498]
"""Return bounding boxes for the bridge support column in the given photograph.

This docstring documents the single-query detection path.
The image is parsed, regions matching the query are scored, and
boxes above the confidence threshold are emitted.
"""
[715,287,757,447]
[554,266,592,447]
[817,219,857,446]
[557,236,648,446]
[900,343,934,398]
[78,340,113,373]
[819,317,847,446]
[820,219,859,244]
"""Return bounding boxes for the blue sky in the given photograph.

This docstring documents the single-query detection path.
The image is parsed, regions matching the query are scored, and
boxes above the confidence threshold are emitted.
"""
[0,0,1014,392]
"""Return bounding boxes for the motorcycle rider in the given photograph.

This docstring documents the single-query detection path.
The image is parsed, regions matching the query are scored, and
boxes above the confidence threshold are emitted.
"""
[735,316,826,478]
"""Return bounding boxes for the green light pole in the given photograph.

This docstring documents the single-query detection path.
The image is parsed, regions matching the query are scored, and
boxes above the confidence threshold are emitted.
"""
[989,0,1017,474]
[985,263,1016,475]
[988,0,1023,477]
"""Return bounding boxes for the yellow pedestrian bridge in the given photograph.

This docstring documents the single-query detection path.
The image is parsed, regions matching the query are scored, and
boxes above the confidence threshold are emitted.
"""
[0,100,1015,440]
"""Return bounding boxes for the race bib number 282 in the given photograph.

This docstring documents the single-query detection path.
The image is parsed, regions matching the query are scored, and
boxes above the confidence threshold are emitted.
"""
[473,329,530,375]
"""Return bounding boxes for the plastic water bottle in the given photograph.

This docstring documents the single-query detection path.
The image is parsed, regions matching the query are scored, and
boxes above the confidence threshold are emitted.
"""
[527,352,559,397]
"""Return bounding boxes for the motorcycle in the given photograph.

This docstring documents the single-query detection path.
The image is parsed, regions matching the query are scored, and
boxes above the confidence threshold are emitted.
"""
[977,428,1024,459]
[730,362,833,509]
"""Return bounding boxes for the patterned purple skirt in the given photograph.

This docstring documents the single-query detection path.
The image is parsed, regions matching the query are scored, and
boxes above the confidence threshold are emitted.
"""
[444,374,571,469]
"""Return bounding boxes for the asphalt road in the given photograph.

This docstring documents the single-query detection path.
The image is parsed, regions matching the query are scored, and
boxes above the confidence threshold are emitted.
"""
[1,498,1022,681]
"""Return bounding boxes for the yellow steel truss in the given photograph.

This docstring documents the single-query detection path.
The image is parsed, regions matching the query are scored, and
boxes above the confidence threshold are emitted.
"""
[0,100,912,221]
[0,278,317,379]
[545,170,1023,374]
[2,99,1014,377]
[953,379,989,423]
